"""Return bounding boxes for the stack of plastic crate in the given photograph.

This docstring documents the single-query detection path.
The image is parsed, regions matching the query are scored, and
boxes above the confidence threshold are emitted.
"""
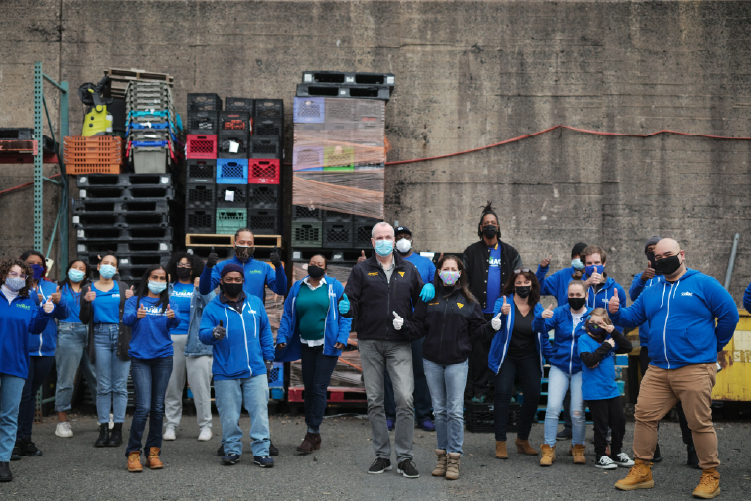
[246,99,283,235]
[63,135,125,175]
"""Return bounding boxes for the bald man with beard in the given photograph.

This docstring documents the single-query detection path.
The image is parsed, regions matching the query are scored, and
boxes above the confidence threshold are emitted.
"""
[607,238,738,499]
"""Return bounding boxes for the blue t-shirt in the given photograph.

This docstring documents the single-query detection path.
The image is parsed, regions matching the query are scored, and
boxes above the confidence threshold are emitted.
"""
[403,253,437,286]
[578,333,620,401]
[170,282,193,336]
[61,283,82,323]
[484,243,502,314]
[91,283,121,324]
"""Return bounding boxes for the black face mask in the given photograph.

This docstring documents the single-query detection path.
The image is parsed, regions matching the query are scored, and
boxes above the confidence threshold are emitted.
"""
[587,324,605,336]
[176,267,192,280]
[653,254,682,276]
[223,282,243,297]
[235,246,254,260]
[482,225,498,239]
[568,297,586,310]
[646,252,660,274]
[308,265,325,279]
[515,286,531,299]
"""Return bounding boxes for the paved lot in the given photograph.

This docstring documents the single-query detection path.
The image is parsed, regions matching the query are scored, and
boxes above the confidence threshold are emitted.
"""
[3,413,750,500]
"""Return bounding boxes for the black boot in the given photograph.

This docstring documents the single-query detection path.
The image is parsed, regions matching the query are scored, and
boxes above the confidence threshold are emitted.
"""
[652,442,663,463]
[10,441,22,461]
[686,444,700,469]
[268,441,279,457]
[94,424,110,448]
[0,462,12,482]
[19,437,42,457]
[217,443,225,457]
[107,423,123,447]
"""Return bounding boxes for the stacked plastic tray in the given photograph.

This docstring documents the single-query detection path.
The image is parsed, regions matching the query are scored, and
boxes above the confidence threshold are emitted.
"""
[63,135,125,175]
[125,82,182,173]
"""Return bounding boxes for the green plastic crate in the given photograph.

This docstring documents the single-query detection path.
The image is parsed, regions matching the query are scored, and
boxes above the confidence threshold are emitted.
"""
[323,145,355,172]
[216,208,247,235]
[291,222,323,247]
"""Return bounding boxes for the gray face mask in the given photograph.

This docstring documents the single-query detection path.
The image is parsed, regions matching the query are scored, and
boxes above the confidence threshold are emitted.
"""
[5,276,26,292]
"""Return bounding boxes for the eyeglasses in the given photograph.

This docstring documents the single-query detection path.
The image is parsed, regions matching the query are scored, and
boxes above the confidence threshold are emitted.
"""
[8,273,27,279]
[513,269,531,274]
[176,263,191,268]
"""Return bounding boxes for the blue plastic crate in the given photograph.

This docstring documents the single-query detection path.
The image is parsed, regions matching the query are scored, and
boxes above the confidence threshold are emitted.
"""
[615,355,629,366]
[268,362,284,389]
[270,388,285,401]
[216,159,248,184]
[293,97,325,123]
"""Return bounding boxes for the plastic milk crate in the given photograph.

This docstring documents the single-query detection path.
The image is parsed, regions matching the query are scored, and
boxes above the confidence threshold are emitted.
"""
[216,184,248,209]
[247,184,280,210]
[248,159,280,184]
[185,183,216,210]
[216,159,248,184]
[292,222,323,248]
[185,209,216,234]
[216,209,247,235]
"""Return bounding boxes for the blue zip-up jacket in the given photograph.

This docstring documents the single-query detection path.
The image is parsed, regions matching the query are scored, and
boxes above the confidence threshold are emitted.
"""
[123,296,181,359]
[610,268,739,369]
[0,289,54,378]
[532,305,593,375]
[488,294,555,376]
[578,332,622,400]
[536,265,579,306]
[168,283,216,357]
[585,276,627,312]
[199,255,287,299]
[744,281,751,313]
[199,293,275,380]
[29,281,71,356]
[629,273,666,346]
[275,276,352,362]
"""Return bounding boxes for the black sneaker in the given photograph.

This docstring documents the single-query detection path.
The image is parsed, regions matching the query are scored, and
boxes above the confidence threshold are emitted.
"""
[222,453,241,465]
[368,457,392,474]
[397,459,419,478]
[556,428,573,441]
[216,444,225,457]
[20,439,42,457]
[10,444,22,461]
[254,456,274,468]
[268,441,279,457]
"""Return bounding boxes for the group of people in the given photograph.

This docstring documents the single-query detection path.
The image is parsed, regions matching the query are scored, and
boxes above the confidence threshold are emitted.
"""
[0,204,743,499]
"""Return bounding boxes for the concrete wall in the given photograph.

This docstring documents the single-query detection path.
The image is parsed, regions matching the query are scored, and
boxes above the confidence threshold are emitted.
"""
[1,1,751,303]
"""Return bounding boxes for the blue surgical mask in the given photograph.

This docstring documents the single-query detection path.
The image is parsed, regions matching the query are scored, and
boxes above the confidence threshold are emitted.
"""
[99,264,117,279]
[584,264,604,278]
[571,258,584,270]
[30,264,45,280]
[374,240,394,257]
[68,269,86,283]
[148,281,167,294]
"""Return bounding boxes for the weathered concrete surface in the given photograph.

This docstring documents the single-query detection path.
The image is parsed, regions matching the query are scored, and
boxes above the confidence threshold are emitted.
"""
[1,1,751,301]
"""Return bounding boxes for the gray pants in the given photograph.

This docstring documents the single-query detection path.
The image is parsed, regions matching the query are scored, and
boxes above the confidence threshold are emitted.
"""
[359,339,414,463]
[164,334,214,430]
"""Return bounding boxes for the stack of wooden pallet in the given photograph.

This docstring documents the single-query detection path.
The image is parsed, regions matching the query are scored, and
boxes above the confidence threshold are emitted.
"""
[104,68,174,99]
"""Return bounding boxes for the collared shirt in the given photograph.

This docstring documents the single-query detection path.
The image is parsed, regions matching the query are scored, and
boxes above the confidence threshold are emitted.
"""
[303,276,327,291]
[379,258,396,283]
[220,290,247,313]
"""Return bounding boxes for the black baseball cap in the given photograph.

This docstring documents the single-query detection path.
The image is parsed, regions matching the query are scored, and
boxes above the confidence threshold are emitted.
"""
[395,226,412,236]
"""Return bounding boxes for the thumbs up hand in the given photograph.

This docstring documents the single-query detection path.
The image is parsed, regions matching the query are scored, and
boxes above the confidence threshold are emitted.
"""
[84,288,97,302]
[125,285,135,299]
[608,294,620,315]
[165,303,175,319]
[542,303,555,319]
[500,296,511,316]
[42,295,54,314]
[642,261,655,282]
[338,293,350,314]
[392,311,404,330]
[540,253,553,268]
[357,250,367,264]
[491,312,503,331]
[50,285,62,304]
[269,247,281,268]
[137,302,147,319]
[207,247,219,268]
[213,319,226,340]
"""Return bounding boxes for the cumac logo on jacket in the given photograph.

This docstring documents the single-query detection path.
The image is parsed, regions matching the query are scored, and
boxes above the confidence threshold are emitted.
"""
[16,303,31,310]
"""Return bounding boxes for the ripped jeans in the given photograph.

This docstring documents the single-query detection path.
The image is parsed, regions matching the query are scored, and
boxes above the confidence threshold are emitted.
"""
[544,365,585,446]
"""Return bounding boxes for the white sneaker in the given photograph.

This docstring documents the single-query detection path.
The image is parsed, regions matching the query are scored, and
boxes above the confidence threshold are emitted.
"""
[55,421,73,438]
[595,456,618,469]
[198,427,212,442]
[109,413,114,430]
[612,453,635,467]
[163,426,176,441]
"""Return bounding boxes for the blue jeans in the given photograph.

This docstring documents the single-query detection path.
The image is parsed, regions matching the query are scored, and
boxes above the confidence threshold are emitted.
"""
[544,366,585,446]
[93,323,131,424]
[423,358,468,454]
[16,355,55,439]
[214,376,270,457]
[126,357,173,455]
[300,344,339,434]
[384,337,432,422]
[0,374,25,461]
[55,321,97,412]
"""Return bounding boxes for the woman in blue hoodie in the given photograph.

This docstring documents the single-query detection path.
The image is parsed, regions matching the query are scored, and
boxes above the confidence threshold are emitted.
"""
[577,246,627,312]
[13,250,69,459]
[0,259,54,482]
[533,279,592,466]
[275,254,352,456]
[122,264,180,472]
[488,269,554,460]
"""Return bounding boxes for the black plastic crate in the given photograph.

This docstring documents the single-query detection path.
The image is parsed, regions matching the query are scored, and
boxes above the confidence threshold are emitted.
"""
[296,83,390,101]
[249,135,281,159]
[291,222,323,248]
[217,131,249,159]
[79,185,175,201]
[186,182,217,210]
[292,205,321,221]
[187,111,220,135]
[353,217,381,249]
[77,241,172,255]
[187,160,217,183]
[253,118,283,137]
[253,99,283,119]
[75,226,174,242]
[76,173,172,188]
[224,97,254,113]
[72,199,169,215]
[187,93,222,112]
[216,184,248,208]
[323,221,353,248]
[185,209,215,234]
[302,71,395,91]
[322,210,353,223]
[219,111,250,132]
[247,184,280,210]
[464,401,521,433]
[0,127,33,140]
[248,209,280,235]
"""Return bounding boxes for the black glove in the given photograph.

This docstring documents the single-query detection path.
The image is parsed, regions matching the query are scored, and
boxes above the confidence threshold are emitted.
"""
[269,247,281,268]
[207,246,219,268]
[213,320,226,340]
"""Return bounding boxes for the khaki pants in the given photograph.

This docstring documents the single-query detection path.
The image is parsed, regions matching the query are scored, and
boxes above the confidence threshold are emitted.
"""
[634,363,718,469]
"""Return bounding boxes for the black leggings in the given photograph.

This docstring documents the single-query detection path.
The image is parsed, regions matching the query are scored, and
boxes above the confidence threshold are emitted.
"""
[17,355,55,439]
[493,350,541,442]
[588,396,626,458]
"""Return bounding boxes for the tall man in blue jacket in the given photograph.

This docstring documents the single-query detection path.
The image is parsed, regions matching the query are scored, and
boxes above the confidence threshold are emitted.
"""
[609,239,738,499]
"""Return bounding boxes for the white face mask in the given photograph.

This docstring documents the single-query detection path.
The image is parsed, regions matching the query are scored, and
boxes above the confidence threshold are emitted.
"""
[395,238,412,253]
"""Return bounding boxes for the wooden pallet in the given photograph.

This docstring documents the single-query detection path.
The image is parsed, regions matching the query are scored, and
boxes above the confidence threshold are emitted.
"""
[185,233,284,249]
[105,68,174,84]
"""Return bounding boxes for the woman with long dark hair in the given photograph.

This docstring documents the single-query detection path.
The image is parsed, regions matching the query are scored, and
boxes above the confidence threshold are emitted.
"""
[488,269,553,460]
[54,259,97,439]
[122,264,180,472]
[163,252,216,442]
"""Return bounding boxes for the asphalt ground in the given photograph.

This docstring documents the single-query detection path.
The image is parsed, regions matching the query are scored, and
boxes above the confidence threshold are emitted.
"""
[3,412,750,500]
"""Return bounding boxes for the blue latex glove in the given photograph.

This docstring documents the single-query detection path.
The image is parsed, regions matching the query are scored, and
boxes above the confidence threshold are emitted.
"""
[338,293,350,314]
[420,283,435,302]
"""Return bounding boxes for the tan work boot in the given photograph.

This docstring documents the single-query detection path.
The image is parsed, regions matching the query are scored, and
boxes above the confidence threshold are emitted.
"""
[692,468,720,499]
[540,444,556,466]
[615,459,654,490]
[146,447,164,469]
[432,449,447,476]
[495,441,508,459]
[127,451,142,472]
[572,444,586,465]
[516,438,538,456]
[445,453,461,480]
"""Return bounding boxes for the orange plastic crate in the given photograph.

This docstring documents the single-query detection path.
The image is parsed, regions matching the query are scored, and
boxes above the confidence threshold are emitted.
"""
[66,163,122,175]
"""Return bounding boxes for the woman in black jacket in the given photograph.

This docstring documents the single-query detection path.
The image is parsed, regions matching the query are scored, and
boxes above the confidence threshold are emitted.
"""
[409,255,493,481]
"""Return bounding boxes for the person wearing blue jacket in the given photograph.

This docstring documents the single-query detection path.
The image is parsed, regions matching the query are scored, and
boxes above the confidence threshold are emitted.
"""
[610,239,739,499]
[122,265,180,472]
[579,245,627,314]
[488,269,554,460]
[628,236,665,302]
[199,264,276,468]
[536,242,588,306]
[199,228,287,300]
[0,259,55,482]
[533,279,592,466]
[13,250,69,459]
[275,254,351,455]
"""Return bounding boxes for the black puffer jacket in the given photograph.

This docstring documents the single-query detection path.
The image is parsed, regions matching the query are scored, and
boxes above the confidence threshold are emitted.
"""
[408,282,493,365]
